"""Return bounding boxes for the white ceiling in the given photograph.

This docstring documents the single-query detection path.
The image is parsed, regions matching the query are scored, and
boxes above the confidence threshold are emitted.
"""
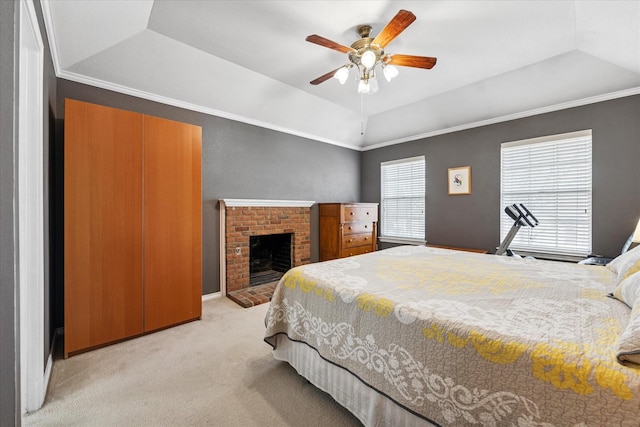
[41,1,640,150]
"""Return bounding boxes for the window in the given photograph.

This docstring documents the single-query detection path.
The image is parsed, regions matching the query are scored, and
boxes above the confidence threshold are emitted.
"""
[380,156,426,243]
[500,130,592,256]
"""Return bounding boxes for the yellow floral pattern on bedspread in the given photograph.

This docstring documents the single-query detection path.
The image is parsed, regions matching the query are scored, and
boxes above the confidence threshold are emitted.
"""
[376,256,547,295]
[422,322,634,400]
[264,246,640,426]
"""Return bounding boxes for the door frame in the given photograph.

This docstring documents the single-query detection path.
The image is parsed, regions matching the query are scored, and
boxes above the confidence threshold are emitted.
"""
[18,0,47,414]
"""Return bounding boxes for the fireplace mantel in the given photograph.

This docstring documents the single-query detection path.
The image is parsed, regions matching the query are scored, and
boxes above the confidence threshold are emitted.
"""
[219,199,314,296]
[220,199,315,208]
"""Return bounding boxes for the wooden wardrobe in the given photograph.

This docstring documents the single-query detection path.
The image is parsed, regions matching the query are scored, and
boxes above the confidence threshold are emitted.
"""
[64,99,202,357]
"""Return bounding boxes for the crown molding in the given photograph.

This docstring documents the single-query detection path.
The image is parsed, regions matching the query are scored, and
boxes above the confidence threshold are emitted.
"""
[59,66,639,153]
[362,87,640,151]
[55,68,363,152]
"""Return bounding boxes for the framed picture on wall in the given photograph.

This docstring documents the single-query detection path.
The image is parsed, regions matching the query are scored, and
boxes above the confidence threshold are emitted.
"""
[448,166,471,195]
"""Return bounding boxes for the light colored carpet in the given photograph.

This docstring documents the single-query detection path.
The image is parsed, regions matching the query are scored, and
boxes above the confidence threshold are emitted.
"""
[24,296,362,426]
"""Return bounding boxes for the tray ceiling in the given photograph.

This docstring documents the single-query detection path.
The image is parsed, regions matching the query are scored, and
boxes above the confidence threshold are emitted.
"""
[42,1,640,150]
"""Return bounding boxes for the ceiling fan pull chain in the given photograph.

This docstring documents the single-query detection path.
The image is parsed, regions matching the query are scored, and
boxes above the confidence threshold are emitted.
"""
[360,94,366,136]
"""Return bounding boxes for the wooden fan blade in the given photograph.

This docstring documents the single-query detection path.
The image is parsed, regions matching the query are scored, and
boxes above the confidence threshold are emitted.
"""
[306,34,354,54]
[372,9,416,48]
[310,67,343,85]
[388,54,437,69]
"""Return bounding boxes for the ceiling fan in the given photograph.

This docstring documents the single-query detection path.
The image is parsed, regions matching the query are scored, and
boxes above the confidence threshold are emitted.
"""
[306,9,437,94]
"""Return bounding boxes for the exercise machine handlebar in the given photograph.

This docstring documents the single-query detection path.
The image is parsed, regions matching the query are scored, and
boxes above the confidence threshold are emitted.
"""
[495,204,538,256]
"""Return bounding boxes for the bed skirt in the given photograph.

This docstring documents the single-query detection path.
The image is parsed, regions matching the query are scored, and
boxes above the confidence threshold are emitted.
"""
[272,334,439,427]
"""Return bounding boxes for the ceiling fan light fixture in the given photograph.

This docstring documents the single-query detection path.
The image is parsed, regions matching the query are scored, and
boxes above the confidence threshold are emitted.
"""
[334,66,350,84]
[383,64,399,82]
[306,10,437,94]
[361,49,376,69]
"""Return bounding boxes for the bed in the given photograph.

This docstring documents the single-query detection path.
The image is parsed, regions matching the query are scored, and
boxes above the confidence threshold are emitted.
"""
[264,245,640,426]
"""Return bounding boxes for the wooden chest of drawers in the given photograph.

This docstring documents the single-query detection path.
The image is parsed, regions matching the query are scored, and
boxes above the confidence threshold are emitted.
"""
[319,203,379,261]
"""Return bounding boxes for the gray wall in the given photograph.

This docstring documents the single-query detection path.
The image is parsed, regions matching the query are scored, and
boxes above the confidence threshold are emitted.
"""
[0,1,19,424]
[362,95,640,258]
[55,79,361,301]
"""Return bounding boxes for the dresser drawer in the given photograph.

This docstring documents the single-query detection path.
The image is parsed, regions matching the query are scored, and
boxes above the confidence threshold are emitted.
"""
[343,222,374,235]
[343,233,374,249]
[344,206,378,222]
[342,245,373,258]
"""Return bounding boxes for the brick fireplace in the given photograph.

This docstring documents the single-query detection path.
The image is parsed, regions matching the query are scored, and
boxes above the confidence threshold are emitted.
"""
[219,199,314,297]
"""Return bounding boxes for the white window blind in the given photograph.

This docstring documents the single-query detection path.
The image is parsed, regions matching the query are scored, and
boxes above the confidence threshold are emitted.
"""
[500,130,592,256]
[381,156,425,241]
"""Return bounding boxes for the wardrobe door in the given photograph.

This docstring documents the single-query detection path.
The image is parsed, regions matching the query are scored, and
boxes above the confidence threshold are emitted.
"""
[143,115,202,331]
[64,99,144,357]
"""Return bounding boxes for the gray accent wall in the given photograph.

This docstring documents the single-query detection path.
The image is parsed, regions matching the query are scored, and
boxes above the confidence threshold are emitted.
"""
[0,1,18,424]
[55,79,361,299]
[362,95,640,258]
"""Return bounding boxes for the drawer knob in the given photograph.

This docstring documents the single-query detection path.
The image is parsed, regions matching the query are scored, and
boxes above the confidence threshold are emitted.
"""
[348,226,352,230]
[348,239,353,243]
[350,212,354,215]
[366,212,370,215]
[364,237,368,241]
[364,225,368,228]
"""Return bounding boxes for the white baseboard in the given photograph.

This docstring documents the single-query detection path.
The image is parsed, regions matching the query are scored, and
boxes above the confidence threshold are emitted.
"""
[42,327,64,401]
[202,292,221,302]
[43,353,52,397]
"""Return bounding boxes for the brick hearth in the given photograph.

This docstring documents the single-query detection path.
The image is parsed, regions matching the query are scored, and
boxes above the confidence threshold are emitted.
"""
[227,281,278,308]
[220,200,313,302]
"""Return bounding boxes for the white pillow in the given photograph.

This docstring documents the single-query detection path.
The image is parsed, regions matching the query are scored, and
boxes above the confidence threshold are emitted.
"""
[613,270,640,308]
[616,302,640,365]
[612,272,640,365]
[607,244,640,274]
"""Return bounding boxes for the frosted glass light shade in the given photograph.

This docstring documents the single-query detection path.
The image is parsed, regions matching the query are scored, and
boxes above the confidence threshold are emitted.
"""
[383,64,399,82]
[358,79,370,94]
[361,50,376,68]
[333,67,349,84]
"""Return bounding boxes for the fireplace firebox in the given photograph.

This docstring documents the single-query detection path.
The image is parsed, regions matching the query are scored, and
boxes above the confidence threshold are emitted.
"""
[249,233,292,286]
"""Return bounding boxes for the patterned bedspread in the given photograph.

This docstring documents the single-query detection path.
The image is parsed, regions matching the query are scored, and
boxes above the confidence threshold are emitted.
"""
[264,245,640,426]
